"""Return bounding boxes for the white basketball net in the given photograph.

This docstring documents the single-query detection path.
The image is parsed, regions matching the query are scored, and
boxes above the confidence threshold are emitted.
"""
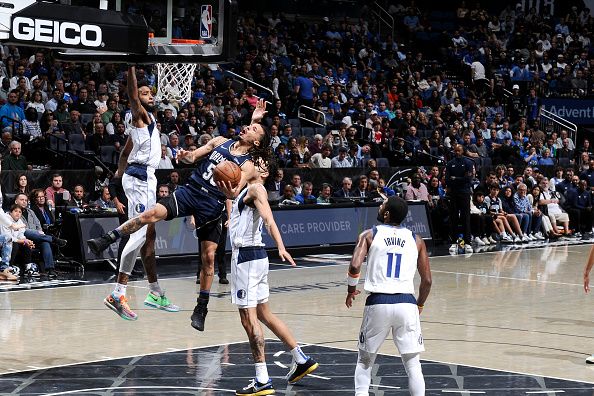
[155,63,197,106]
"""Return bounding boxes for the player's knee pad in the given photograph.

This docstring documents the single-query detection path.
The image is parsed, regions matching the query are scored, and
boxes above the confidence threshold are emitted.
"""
[357,349,376,369]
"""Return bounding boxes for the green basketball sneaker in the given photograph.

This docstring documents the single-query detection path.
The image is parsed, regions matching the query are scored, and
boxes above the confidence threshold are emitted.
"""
[144,291,180,312]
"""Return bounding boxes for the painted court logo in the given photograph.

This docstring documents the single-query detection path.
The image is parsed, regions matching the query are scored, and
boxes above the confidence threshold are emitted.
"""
[135,203,145,213]
[237,289,246,299]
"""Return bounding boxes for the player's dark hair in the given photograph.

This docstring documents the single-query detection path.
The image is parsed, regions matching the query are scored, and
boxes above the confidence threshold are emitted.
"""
[249,124,273,170]
[385,196,408,225]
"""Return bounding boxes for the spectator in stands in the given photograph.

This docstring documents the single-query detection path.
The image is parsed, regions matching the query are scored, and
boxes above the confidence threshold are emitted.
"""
[94,91,108,115]
[0,90,24,128]
[87,122,112,154]
[93,186,115,209]
[405,173,429,201]
[309,144,332,168]
[295,181,316,204]
[157,184,170,198]
[14,193,65,278]
[333,177,353,198]
[502,186,530,240]
[105,112,122,135]
[353,175,369,199]
[13,174,30,196]
[167,133,181,159]
[331,147,351,168]
[72,88,97,114]
[538,148,555,166]
[158,145,174,170]
[2,204,32,279]
[68,184,87,208]
[62,110,84,135]
[112,122,127,151]
[168,170,180,192]
[29,189,54,228]
[565,178,593,236]
[264,168,285,198]
[294,67,314,108]
[316,184,333,204]
[44,88,62,113]
[539,178,571,235]
[44,173,68,207]
[2,141,29,170]
[279,184,300,206]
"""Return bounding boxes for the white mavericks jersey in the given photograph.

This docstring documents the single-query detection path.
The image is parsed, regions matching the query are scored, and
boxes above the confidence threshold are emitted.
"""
[125,112,161,169]
[230,184,265,249]
[364,225,418,294]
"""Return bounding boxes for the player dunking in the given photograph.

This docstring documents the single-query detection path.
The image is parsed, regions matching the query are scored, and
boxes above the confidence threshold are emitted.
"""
[87,99,270,331]
[102,66,179,320]
[583,246,594,364]
[346,196,432,396]
[224,158,318,395]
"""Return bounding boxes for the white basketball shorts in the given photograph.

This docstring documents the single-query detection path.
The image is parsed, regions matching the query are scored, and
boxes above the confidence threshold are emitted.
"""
[231,246,269,308]
[358,303,424,355]
[122,170,157,218]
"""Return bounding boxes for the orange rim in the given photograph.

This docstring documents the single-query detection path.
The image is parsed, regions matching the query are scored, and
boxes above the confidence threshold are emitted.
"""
[171,38,205,45]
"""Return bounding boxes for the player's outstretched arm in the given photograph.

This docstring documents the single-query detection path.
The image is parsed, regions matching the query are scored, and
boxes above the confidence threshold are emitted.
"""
[584,245,594,293]
[251,184,295,266]
[345,229,372,308]
[127,65,150,126]
[416,235,432,313]
[178,136,226,164]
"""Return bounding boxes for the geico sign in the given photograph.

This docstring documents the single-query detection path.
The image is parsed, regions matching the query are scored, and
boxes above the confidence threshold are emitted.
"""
[12,17,102,47]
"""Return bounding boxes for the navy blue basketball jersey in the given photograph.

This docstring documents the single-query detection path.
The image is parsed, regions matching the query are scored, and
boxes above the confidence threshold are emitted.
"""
[189,139,252,200]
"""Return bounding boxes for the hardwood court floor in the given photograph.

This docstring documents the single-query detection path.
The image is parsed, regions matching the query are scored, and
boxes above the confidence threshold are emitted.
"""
[1,243,594,394]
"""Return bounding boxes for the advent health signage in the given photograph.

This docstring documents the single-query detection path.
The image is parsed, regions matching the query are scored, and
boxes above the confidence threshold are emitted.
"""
[541,98,594,125]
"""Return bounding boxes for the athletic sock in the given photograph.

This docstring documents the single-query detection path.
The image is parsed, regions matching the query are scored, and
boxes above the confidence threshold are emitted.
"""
[290,346,308,364]
[113,283,127,298]
[149,281,163,296]
[255,362,269,384]
[198,290,210,305]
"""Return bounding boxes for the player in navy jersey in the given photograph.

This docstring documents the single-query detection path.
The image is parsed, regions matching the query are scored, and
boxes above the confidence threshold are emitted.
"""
[87,99,271,332]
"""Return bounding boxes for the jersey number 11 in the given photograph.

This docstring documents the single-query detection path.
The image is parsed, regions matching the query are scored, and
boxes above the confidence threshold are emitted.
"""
[386,252,402,278]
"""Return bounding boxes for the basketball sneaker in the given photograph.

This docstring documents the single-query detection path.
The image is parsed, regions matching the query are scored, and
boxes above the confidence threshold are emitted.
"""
[104,293,138,321]
[236,378,274,395]
[191,302,208,331]
[87,234,114,256]
[286,357,319,383]
[144,291,180,312]
[586,355,594,364]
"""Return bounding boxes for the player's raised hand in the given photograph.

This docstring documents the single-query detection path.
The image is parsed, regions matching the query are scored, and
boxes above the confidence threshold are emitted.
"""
[216,180,240,199]
[345,289,361,308]
[251,98,267,123]
[279,248,296,266]
[176,148,192,164]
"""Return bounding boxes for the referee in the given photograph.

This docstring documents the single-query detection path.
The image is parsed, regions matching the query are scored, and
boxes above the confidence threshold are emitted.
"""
[445,144,475,252]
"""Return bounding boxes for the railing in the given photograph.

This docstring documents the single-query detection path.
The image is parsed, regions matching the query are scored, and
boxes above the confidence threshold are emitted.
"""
[298,105,326,127]
[501,88,513,119]
[539,107,578,143]
[372,2,394,38]
[224,70,274,105]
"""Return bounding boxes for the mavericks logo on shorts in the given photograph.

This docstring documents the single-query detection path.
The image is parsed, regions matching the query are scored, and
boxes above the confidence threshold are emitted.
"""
[359,331,365,344]
[418,334,423,345]
[237,289,247,299]
[135,203,146,213]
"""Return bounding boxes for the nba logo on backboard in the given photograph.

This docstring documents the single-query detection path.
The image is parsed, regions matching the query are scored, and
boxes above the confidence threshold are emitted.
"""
[200,5,212,39]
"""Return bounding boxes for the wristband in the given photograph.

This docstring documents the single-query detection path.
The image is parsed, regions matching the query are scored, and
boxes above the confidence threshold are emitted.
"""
[417,304,424,308]
[347,271,360,287]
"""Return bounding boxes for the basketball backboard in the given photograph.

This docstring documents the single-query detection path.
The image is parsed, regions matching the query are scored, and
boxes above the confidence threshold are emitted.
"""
[57,0,237,64]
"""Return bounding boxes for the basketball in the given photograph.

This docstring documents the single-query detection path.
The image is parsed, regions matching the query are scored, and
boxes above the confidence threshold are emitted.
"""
[213,161,241,188]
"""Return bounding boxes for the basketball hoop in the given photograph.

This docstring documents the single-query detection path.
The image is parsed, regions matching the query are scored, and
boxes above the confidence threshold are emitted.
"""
[155,62,197,106]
